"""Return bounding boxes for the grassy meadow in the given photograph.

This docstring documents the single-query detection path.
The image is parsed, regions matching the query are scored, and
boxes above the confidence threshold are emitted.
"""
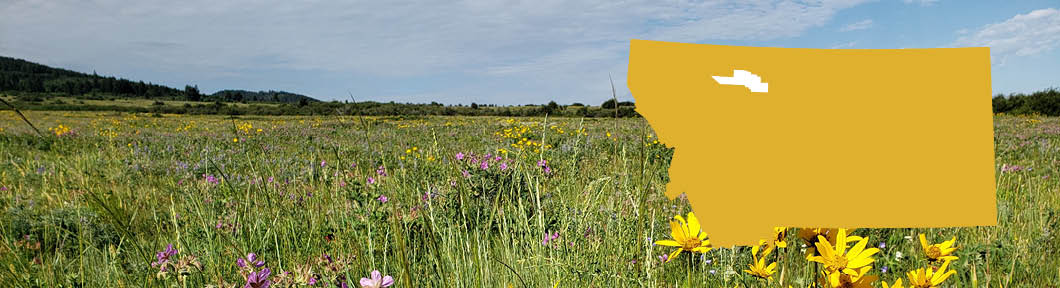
[0,110,1056,287]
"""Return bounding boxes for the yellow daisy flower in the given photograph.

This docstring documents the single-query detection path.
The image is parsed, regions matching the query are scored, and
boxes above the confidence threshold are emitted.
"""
[743,240,777,280]
[654,211,712,262]
[918,234,958,262]
[798,228,863,258]
[882,279,905,288]
[906,259,956,288]
[772,227,788,249]
[820,266,877,288]
[809,228,879,284]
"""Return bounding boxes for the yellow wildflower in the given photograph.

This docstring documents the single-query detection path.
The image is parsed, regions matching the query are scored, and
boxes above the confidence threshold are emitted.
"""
[918,234,958,262]
[654,212,712,262]
[743,240,777,280]
[809,229,879,283]
[906,260,956,288]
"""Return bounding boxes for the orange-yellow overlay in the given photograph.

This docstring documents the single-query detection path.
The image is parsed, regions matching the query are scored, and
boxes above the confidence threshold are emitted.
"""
[627,39,997,247]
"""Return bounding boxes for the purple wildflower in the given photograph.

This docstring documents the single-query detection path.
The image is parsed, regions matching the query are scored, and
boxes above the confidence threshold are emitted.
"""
[1002,164,1025,173]
[321,160,327,167]
[658,254,669,263]
[267,176,274,183]
[203,174,220,185]
[376,166,388,177]
[541,231,560,246]
[359,270,394,288]
[499,162,508,171]
[367,177,376,185]
[479,160,489,170]
[878,242,886,249]
[461,170,470,178]
[237,253,265,268]
[151,244,178,271]
[455,152,465,160]
[244,267,272,288]
[0,186,7,191]
[377,195,389,204]
[880,266,889,273]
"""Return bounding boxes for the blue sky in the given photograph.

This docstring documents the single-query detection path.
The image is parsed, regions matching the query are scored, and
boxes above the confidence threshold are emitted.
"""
[2,0,1058,105]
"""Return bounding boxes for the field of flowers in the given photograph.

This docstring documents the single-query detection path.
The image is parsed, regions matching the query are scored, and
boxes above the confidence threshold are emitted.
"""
[0,111,1056,287]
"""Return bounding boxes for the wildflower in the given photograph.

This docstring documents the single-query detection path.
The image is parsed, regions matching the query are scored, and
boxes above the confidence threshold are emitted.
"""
[657,254,669,263]
[237,253,265,268]
[203,174,220,185]
[798,228,862,258]
[321,160,327,167]
[881,266,889,273]
[808,228,879,283]
[376,166,388,176]
[455,152,465,160]
[821,267,877,288]
[1001,164,1024,173]
[743,240,777,281]
[480,160,489,170]
[771,227,788,249]
[499,162,509,171]
[359,270,394,288]
[905,260,956,288]
[878,242,886,249]
[152,244,179,271]
[882,279,905,288]
[367,177,376,185]
[461,170,470,178]
[245,267,272,288]
[918,234,958,262]
[541,231,560,246]
[1,186,8,191]
[654,211,712,262]
[377,195,388,204]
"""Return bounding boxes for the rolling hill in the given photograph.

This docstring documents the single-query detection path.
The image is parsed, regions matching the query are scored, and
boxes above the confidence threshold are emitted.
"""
[0,55,317,103]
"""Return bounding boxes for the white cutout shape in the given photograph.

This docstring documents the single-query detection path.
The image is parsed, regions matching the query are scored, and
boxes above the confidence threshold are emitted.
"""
[712,69,768,93]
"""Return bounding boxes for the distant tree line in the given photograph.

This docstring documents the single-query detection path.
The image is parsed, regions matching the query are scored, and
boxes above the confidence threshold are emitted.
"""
[2,93,640,117]
[0,56,184,99]
[992,88,1060,116]
[0,56,316,104]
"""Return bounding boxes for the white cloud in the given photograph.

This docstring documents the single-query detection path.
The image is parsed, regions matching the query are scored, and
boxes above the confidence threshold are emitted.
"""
[952,8,1060,64]
[0,0,871,103]
[840,19,873,32]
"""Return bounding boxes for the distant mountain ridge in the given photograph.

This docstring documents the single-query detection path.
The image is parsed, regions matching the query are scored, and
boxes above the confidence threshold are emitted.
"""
[0,55,317,103]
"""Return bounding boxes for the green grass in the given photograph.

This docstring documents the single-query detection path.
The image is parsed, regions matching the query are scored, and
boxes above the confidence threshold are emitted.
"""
[0,111,1056,287]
